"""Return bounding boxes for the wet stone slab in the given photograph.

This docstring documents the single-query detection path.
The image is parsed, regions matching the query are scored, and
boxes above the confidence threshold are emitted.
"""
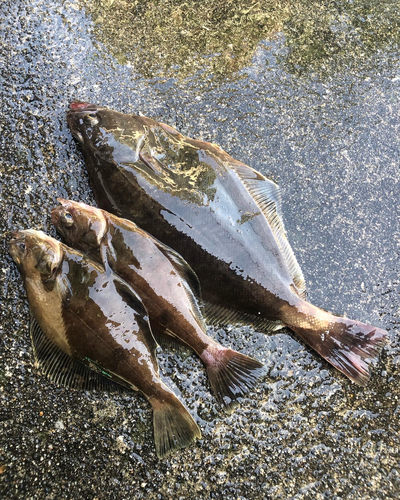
[0,0,399,498]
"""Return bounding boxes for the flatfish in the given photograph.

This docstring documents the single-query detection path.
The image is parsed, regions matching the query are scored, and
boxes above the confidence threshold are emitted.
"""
[51,198,265,412]
[66,101,388,386]
[9,229,201,458]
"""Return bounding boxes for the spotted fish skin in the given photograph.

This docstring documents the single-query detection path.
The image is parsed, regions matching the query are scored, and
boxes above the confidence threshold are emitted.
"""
[66,101,388,386]
[9,229,200,458]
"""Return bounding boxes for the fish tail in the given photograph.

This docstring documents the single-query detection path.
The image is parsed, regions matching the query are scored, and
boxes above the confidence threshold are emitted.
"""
[150,390,201,459]
[284,303,388,386]
[201,346,265,413]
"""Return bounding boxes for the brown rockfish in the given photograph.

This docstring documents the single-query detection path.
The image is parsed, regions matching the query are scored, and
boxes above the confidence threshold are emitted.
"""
[51,198,265,411]
[66,101,388,386]
[9,229,201,458]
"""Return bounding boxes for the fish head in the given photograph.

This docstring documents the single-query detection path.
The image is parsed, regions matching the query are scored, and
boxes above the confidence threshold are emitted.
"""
[51,198,107,253]
[67,101,222,208]
[67,101,101,145]
[9,229,63,281]
[67,101,147,163]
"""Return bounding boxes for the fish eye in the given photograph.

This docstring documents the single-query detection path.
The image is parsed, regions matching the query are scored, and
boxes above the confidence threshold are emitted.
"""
[18,242,26,252]
[63,212,74,227]
[84,113,99,126]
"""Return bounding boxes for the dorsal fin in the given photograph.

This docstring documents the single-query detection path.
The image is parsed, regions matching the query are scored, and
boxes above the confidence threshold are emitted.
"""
[30,313,127,392]
[153,240,206,331]
[230,163,306,299]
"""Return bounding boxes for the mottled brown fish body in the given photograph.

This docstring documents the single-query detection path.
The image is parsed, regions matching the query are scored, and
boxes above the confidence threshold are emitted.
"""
[67,102,388,386]
[66,106,296,316]
[9,229,200,457]
[51,199,265,411]
[53,203,210,349]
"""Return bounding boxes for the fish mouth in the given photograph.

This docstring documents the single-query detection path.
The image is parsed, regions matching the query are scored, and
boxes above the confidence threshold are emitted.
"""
[9,230,24,246]
[50,205,62,226]
[10,230,21,240]
[69,101,98,112]
[50,205,69,239]
[67,101,100,143]
[8,230,27,263]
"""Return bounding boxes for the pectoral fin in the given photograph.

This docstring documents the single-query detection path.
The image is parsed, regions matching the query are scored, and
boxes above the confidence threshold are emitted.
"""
[138,152,164,176]
[99,238,117,274]
[111,274,159,366]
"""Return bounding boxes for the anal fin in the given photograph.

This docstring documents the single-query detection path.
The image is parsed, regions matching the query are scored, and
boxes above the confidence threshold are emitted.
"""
[152,329,192,355]
[30,314,127,393]
[204,301,284,333]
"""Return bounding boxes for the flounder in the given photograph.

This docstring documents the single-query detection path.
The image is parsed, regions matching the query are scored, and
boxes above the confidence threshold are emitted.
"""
[66,101,388,386]
[51,198,265,412]
[9,229,201,458]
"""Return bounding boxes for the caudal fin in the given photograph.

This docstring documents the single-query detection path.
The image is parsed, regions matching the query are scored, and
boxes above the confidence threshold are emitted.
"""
[319,321,387,386]
[204,348,265,413]
[287,308,388,386]
[152,394,201,459]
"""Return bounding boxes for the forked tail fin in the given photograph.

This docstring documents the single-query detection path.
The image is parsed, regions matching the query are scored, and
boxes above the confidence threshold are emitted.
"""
[284,303,388,386]
[151,391,201,459]
[202,347,265,413]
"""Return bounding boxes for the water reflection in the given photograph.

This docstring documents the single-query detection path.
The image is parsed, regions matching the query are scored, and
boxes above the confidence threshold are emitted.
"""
[283,0,400,76]
[78,0,289,79]
[79,0,400,79]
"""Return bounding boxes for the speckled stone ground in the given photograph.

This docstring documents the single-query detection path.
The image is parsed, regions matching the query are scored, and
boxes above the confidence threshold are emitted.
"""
[0,1,399,498]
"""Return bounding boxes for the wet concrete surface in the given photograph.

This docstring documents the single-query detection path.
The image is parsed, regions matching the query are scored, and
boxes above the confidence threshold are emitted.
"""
[0,0,399,498]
